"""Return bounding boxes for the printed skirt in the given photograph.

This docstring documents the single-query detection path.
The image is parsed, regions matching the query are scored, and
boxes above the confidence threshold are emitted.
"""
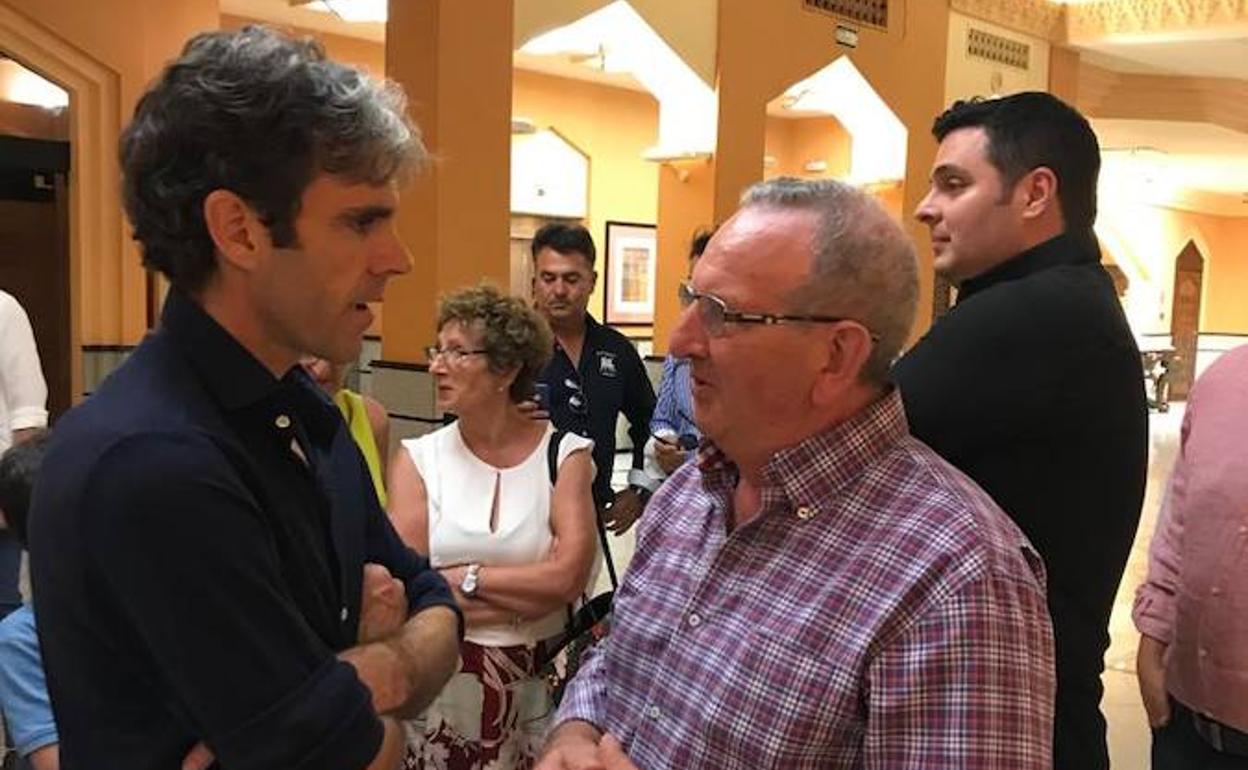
[405,641,552,770]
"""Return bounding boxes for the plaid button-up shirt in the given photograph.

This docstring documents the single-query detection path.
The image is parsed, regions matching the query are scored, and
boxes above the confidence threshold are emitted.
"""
[557,389,1055,769]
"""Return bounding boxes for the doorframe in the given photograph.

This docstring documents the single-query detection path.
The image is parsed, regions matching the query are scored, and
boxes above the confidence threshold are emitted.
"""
[1,4,123,403]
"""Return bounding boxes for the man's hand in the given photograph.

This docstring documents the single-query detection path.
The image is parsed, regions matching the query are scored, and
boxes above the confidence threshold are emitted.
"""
[182,742,214,770]
[341,605,460,718]
[602,488,645,535]
[599,734,640,770]
[358,563,408,644]
[536,721,606,770]
[654,439,687,476]
[1137,634,1171,728]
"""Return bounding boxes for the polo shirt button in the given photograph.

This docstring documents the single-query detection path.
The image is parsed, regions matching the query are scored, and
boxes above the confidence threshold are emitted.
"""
[275,414,292,429]
[648,705,661,720]
[795,505,814,521]
[688,612,702,628]
[340,606,349,622]
[1211,586,1223,597]
[1199,648,1209,658]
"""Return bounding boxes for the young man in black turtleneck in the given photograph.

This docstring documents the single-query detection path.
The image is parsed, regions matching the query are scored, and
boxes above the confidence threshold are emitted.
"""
[893,92,1148,770]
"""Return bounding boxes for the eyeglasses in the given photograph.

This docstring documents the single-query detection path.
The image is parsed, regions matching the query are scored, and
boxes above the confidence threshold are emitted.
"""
[424,346,489,366]
[678,282,877,339]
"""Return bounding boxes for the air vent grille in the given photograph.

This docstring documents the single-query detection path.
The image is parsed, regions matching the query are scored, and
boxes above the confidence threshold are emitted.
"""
[803,0,888,31]
[966,27,1030,70]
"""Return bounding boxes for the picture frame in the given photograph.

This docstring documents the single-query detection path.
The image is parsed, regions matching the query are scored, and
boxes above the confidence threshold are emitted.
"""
[603,221,657,326]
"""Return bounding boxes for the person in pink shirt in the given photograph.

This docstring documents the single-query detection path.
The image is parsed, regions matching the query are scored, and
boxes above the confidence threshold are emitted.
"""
[1134,343,1248,768]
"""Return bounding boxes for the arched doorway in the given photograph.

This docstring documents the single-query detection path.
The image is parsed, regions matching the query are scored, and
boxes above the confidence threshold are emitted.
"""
[1169,240,1203,399]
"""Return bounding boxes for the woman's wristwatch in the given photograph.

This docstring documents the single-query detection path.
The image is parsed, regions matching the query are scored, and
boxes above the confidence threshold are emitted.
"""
[460,564,481,598]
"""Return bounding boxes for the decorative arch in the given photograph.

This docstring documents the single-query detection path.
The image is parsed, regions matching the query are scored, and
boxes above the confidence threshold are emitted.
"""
[1170,240,1204,399]
[1,3,123,400]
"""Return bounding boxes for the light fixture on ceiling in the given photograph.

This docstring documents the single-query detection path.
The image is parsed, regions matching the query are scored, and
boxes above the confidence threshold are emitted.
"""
[0,59,69,109]
[296,0,387,23]
[511,117,538,135]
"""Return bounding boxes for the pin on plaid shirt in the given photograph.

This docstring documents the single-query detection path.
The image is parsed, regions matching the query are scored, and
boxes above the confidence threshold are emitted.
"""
[556,389,1055,769]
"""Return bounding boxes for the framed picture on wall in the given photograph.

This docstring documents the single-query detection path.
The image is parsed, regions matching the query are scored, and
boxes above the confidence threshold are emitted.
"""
[603,221,657,326]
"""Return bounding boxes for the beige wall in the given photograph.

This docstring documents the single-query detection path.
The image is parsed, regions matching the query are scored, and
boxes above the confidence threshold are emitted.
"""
[764,115,852,181]
[1097,201,1248,336]
[711,0,949,342]
[513,69,660,329]
[943,10,1050,105]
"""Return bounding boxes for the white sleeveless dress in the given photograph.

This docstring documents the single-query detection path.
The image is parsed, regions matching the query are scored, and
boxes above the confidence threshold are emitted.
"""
[401,421,593,770]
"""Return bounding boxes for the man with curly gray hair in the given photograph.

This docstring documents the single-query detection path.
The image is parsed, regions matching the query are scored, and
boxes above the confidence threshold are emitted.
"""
[28,26,461,770]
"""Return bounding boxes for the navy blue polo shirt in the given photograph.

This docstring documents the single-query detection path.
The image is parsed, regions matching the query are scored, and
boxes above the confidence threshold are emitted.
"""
[538,315,654,507]
[28,290,459,769]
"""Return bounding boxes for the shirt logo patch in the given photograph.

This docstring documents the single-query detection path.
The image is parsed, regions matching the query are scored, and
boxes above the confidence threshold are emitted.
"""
[598,352,618,378]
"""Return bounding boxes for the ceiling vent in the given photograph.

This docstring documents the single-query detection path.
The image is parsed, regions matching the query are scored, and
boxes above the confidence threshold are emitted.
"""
[803,0,888,31]
[966,27,1030,71]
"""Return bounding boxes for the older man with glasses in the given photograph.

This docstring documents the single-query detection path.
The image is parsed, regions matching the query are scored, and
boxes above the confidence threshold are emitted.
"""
[535,177,1056,770]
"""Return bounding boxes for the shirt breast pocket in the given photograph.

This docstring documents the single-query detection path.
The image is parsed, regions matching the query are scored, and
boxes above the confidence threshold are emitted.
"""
[703,626,862,765]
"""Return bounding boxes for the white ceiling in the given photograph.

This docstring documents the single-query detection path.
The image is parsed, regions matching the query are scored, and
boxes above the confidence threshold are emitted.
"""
[1076,37,1248,80]
[1093,118,1248,196]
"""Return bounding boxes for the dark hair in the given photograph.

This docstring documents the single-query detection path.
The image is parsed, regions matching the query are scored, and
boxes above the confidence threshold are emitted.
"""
[690,228,715,260]
[530,222,596,269]
[933,92,1099,232]
[437,284,554,403]
[0,432,49,547]
[121,25,426,294]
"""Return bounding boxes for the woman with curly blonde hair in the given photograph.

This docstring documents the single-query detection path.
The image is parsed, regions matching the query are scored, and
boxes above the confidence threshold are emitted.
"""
[388,284,597,770]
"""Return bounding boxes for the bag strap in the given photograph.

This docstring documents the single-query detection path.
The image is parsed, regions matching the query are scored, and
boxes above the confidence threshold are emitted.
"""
[548,428,567,487]
[547,429,618,618]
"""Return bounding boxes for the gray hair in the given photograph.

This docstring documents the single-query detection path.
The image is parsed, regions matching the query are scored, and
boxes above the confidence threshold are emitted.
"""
[739,177,918,384]
[121,25,426,294]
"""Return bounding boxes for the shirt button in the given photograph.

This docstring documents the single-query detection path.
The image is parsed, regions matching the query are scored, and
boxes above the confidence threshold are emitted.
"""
[688,612,702,628]
[1211,586,1223,597]
[1199,648,1209,658]
[275,414,292,429]
[340,606,349,622]
[648,705,661,720]
[795,505,815,521]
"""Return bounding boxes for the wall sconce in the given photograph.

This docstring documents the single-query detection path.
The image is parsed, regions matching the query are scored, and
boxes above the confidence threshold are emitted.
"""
[643,147,712,182]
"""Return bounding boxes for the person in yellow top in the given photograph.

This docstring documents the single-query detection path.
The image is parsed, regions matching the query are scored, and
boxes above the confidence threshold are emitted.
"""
[301,357,390,507]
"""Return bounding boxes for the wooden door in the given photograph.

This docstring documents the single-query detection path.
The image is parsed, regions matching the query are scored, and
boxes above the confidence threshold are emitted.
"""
[1169,241,1203,399]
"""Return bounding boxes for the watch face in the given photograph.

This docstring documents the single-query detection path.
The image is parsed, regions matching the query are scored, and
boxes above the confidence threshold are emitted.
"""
[461,566,479,596]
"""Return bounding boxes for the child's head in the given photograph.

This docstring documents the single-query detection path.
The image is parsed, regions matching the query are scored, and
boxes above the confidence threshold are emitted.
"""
[0,431,49,547]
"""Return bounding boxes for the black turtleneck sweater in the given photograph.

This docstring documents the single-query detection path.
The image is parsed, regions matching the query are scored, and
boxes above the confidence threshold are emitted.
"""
[893,232,1148,770]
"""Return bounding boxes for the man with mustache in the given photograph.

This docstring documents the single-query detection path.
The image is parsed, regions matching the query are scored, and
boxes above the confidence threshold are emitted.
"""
[531,224,657,538]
